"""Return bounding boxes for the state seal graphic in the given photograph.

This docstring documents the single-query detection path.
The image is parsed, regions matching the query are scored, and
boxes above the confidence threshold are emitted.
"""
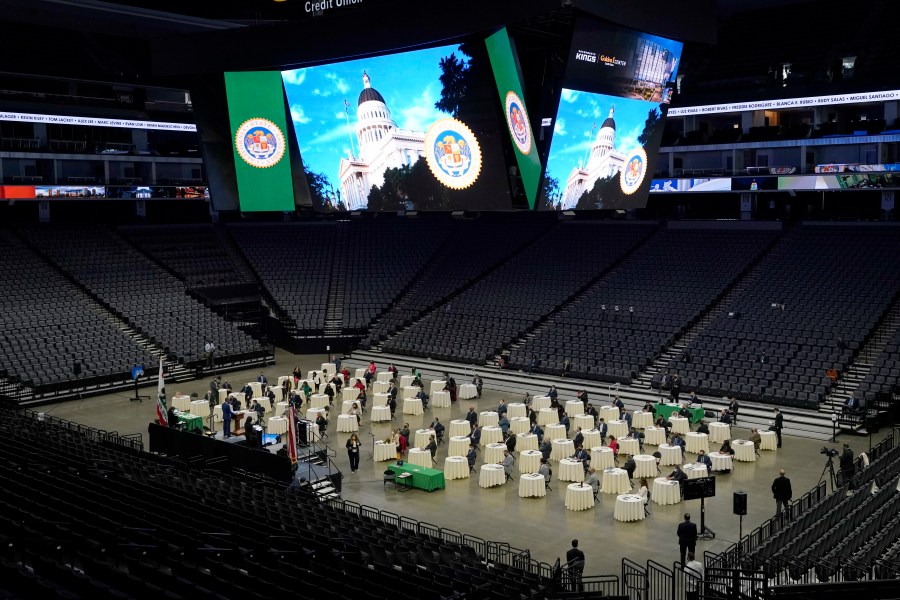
[619,147,648,195]
[424,118,482,190]
[504,91,532,155]
[235,118,286,168]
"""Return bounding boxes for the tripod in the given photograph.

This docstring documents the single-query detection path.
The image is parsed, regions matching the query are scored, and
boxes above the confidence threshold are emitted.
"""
[818,456,838,492]
[129,378,150,403]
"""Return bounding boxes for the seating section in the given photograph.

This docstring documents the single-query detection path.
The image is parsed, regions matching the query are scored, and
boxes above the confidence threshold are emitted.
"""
[509,228,777,384]
[0,409,555,600]
[21,227,261,365]
[854,326,900,403]
[118,224,254,287]
[669,226,900,408]
[229,223,337,332]
[0,236,154,394]
[363,217,554,348]
[383,222,656,363]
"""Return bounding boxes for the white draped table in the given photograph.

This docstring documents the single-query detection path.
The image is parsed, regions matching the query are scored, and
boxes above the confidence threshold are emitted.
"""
[710,453,733,472]
[430,380,446,395]
[371,405,391,422]
[374,441,395,462]
[484,443,507,464]
[565,483,594,511]
[591,446,615,469]
[172,395,192,411]
[373,381,390,394]
[633,455,657,478]
[267,416,288,435]
[432,390,451,408]
[709,422,731,443]
[558,458,585,482]
[306,408,325,422]
[399,375,414,388]
[551,438,575,462]
[509,417,530,435]
[518,434,538,451]
[403,398,423,416]
[685,463,708,479]
[309,394,329,409]
[480,411,499,427]
[402,386,419,400]
[519,450,542,474]
[545,423,567,441]
[479,464,505,488]
[531,396,551,411]
[444,456,469,480]
[519,474,546,498]
[481,426,503,446]
[508,403,527,418]
[574,414,594,432]
[759,431,777,450]
[644,426,666,446]
[449,436,471,457]
[408,448,433,468]
[566,400,584,416]
[733,440,756,462]
[619,437,640,456]
[450,420,471,437]
[652,477,682,505]
[614,494,646,522]
[459,383,478,399]
[669,416,689,435]
[632,411,653,429]
[658,444,683,466]
[337,414,359,433]
[685,432,709,455]
[190,400,210,418]
[373,393,390,407]
[600,468,631,495]
[414,429,436,448]
[538,408,558,426]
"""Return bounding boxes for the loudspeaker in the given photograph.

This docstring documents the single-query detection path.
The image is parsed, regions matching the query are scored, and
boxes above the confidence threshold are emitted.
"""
[733,491,747,516]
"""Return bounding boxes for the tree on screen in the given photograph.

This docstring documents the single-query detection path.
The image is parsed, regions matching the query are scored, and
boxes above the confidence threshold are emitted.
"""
[638,107,663,147]
[436,52,469,117]
[368,157,447,211]
[541,170,561,210]
[304,164,335,210]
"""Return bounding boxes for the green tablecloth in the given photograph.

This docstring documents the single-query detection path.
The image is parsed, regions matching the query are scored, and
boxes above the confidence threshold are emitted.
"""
[655,403,705,424]
[175,412,204,432]
[388,462,445,492]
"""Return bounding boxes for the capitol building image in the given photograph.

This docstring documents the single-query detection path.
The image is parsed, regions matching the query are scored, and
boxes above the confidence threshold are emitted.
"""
[560,106,625,209]
[338,72,427,209]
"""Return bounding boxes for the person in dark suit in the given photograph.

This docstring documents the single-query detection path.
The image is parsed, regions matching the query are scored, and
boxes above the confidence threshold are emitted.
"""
[727,397,740,424]
[670,373,682,402]
[573,427,584,449]
[771,469,792,520]
[840,443,855,484]
[566,539,585,592]
[842,396,860,413]
[577,390,588,407]
[497,399,508,417]
[597,419,608,444]
[770,408,784,447]
[221,399,234,438]
[677,513,698,566]
[465,406,478,431]
[257,372,268,386]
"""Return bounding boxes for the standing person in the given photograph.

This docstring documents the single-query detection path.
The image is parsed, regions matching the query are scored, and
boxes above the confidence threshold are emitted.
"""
[425,435,438,464]
[292,365,302,386]
[771,469,792,520]
[209,375,221,400]
[346,433,362,473]
[331,354,342,372]
[677,513,698,566]
[221,396,234,438]
[670,373,682,402]
[204,339,216,368]
[685,552,703,600]
[257,372,268,386]
[840,443,856,486]
[473,373,483,399]
[770,408,784,448]
[566,539,585,592]
[465,406,478,431]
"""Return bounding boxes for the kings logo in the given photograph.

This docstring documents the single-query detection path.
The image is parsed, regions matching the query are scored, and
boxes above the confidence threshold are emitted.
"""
[504,91,532,155]
[424,118,482,190]
[235,117,286,168]
[619,147,648,195]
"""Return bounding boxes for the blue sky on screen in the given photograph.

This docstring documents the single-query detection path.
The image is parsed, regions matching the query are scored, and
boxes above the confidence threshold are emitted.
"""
[544,89,661,183]
[281,44,462,189]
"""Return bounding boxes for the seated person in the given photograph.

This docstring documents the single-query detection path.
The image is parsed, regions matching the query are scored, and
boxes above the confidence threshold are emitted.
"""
[585,403,599,423]
[540,439,552,460]
[623,454,636,482]
[531,423,544,444]
[250,398,265,420]
[425,435,438,461]
[466,446,477,469]
[230,395,242,411]
[348,402,361,426]
[749,428,762,452]
[678,404,692,419]
[266,386,276,403]
[696,449,712,471]
[626,427,645,452]
[330,374,343,392]
[431,418,445,439]
[719,409,732,425]
[323,384,335,406]
[654,415,670,439]
[501,450,515,478]
[718,440,735,455]
[671,432,686,456]
[597,419,608,443]
[469,425,482,447]
[572,427,584,449]
[667,464,688,482]
[842,396,860,413]
[505,432,517,453]
[538,457,551,481]
[574,445,590,471]
[498,415,510,437]
[696,420,709,435]
[608,436,619,457]
[585,467,600,495]
[643,400,657,415]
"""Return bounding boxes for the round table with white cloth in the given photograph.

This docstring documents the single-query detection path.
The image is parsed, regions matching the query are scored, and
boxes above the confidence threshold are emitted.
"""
[373,393,389,407]
[450,420,471,437]
[566,401,585,416]
[337,414,359,433]
[551,439,575,462]
[582,429,602,449]
[318,383,337,397]
[614,494,646,522]
[450,436,471,457]
[519,474,546,498]
[733,440,756,462]
[414,429,436,448]
[267,417,288,435]
[320,363,336,377]
[373,381,390,394]
[633,411,653,429]
[342,387,358,402]
[710,453,733,472]
[479,464,505,488]
[432,390,451,408]
[269,387,283,403]
[574,414,595,432]
[172,395,192,411]
[669,416,690,435]
[249,382,263,398]
[518,434,538,451]
[371,406,391,422]
[759,430,777,450]
[608,420,628,439]
[558,458,585,482]
[212,405,224,423]
[591,446,615,469]
[276,401,289,416]
[685,463,708,479]
[531,396,551,411]
[190,400,210,418]
[254,397,272,412]
[399,375,415,387]
[341,400,357,415]
[481,426,503,446]
[709,422,731,443]
[538,408,558,426]
[306,408,325,422]
[601,468,631,495]
[484,443,507,464]
[306,371,318,383]
[644,426,666,446]
[508,403,527,418]
[634,455,658,478]
[403,398,423,416]
[619,437,640,456]
[430,380,446,395]
[545,423,567,441]
[402,386,419,400]
[510,417,530,435]
[278,375,292,389]
[444,456,469,480]
[685,432,709,455]
[600,406,620,423]
[658,444,683,466]
[408,448,433,468]
[309,394,329,409]
[459,383,478,400]
[652,477,682,505]
[565,483,595,511]
[374,441,395,462]
[519,450,543,474]
[376,371,391,383]
[218,389,229,404]
[480,411,499,427]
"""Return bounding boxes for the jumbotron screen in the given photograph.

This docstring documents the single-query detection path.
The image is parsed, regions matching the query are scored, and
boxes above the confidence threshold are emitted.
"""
[540,18,682,211]
[281,35,531,212]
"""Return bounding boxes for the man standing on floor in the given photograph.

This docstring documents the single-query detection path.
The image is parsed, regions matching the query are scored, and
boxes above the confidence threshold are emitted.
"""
[770,408,784,448]
[566,539,585,592]
[677,513,698,566]
[771,468,792,522]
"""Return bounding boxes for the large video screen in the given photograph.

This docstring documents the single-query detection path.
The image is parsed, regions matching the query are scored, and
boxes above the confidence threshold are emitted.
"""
[540,18,682,211]
[281,38,517,212]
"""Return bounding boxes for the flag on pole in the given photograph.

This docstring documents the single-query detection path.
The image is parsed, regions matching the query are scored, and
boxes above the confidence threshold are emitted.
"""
[156,357,168,427]
[286,406,298,464]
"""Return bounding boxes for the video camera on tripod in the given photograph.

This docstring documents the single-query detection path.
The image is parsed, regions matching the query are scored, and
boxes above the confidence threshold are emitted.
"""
[820,447,839,458]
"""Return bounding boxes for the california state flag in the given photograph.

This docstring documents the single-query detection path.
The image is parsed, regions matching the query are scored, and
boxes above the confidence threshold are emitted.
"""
[156,357,168,426]
[286,406,298,464]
